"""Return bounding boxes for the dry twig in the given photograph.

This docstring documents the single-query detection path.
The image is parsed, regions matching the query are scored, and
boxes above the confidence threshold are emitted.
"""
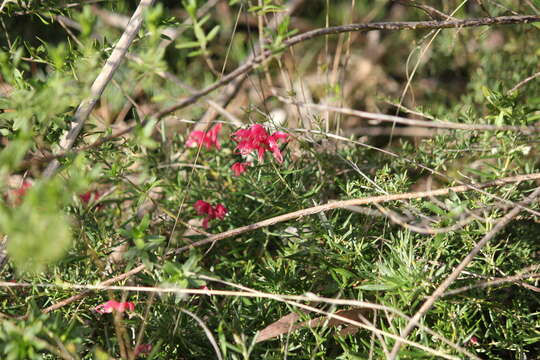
[43,0,156,177]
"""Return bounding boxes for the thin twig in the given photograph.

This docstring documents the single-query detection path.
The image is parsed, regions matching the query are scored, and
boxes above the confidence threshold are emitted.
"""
[388,186,540,359]
[179,309,223,360]
[395,1,457,20]
[43,0,156,177]
[509,70,540,93]
[279,100,540,132]
[155,15,540,119]
[443,265,540,296]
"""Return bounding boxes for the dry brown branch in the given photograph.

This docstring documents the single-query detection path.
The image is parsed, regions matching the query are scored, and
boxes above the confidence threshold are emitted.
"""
[33,172,540,317]
[388,186,540,359]
[443,265,540,296]
[155,15,540,119]
[280,100,540,132]
[509,70,540,93]
[173,173,540,254]
[43,0,156,177]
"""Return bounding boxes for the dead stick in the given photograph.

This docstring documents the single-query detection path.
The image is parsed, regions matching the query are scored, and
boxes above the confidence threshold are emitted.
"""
[173,173,540,253]
[43,0,156,177]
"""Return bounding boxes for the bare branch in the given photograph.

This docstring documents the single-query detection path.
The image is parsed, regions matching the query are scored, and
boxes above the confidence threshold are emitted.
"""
[173,173,540,254]
[279,100,540,133]
[509,70,540,93]
[155,15,540,119]
[43,0,156,177]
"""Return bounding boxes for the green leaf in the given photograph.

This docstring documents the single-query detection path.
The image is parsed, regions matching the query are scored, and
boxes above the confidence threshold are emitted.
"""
[4,207,71,274]
[176,41,201,49]
[356,283,395,291]
[206,25,221,42]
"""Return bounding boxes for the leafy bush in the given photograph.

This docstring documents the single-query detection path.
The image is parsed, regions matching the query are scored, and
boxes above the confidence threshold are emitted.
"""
[0,0,539,359]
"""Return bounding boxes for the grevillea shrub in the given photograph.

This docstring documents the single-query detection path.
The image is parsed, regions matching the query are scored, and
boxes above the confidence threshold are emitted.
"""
[0,1,539,359]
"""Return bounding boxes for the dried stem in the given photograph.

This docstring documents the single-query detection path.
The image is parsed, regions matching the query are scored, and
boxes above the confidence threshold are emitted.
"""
[43,0,156,177]
[279,100,540,133]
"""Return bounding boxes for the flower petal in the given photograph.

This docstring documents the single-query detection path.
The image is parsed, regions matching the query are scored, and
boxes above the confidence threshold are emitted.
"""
[194,200,212,215]
[231,162,250,176]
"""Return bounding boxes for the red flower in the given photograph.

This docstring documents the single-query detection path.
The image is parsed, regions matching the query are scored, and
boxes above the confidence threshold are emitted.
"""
[194,200,228,229]
[13,181,31,199]
[5,181,32,205]
[134,344,153,357]
[186,123,222,150]
[79,190,101,204]
[231,162,250,176]
[95,300,135,314]
[232,124,289,163]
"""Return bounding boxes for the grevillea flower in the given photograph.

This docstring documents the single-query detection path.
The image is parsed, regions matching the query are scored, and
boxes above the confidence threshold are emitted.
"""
[134,344,153,357]
[194,200,228,229]
[95,300,135,314]
[6,180,32,205]
[185,123,222,150]
[232,124,289,163]
[13,181,31,199]
[79,190,101,204]
[467,336,479,346]
[231,162,250,176]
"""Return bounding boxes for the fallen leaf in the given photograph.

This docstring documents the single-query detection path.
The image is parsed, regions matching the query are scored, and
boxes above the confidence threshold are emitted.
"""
[256,308,369,343]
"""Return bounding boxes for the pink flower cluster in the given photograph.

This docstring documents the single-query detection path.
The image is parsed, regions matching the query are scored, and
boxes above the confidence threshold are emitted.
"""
[185,122,290,227]
[185,123,222,150]
[79,190,101,205]
[134,344,153,357]
[231,161,251,176]
[13,181,31,199]
[95,300,135,314]
[194,200,228,229]
[3,180,32,206]
[185,123,290,176]
[232,124,289,164]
